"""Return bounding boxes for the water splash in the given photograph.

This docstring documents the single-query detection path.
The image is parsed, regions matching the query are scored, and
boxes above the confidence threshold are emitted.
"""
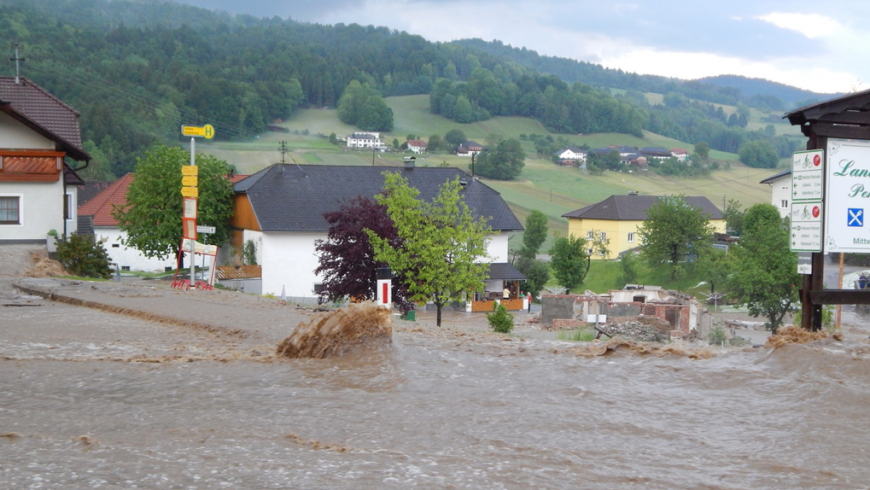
[276,302,392,358]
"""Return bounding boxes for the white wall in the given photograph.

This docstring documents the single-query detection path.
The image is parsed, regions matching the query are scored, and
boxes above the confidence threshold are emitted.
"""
[0,112,55,149]
[486,232,510,263]
[95,227,177,272]
[0,181,66,241]
[260,231,325,299]
[768,175,791,218]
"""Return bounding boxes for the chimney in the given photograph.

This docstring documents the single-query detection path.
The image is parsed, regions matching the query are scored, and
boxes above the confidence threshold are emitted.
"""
[403,156,416,169]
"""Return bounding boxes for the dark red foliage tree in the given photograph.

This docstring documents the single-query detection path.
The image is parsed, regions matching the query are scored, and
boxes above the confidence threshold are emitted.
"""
[314,196,412,312]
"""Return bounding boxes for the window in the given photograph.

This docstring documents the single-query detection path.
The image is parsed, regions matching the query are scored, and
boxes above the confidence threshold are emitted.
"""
[64,193,74,220]
[781,200,788,209]
[0,196,20,224]
[586,230,594,240]
[586,248,593,255]
[627,232,635,243]
[121,266,130,271]
[599,231,606,241]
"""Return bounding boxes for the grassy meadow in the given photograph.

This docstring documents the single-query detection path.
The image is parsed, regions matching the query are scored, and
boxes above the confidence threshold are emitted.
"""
[202,93,779,275]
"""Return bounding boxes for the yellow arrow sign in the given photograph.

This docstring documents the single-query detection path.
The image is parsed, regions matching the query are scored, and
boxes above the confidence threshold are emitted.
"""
[181,186,199,198]
[182,166,198,176]
[181,124,215,139]
[182,176,198,187]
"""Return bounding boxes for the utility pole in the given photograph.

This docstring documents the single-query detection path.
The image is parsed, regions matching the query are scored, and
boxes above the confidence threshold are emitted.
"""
[10,44,24,84]
[279,141,289,164]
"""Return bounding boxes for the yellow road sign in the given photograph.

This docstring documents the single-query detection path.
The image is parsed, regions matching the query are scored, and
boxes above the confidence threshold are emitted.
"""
[181,124,215,139]
[182,176,198,187]
[182,166,198,176]
[181,186,199,198]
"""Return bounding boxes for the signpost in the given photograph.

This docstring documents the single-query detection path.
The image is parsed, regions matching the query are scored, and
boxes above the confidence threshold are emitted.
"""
[790,149,824,264]
[181,124,214,287]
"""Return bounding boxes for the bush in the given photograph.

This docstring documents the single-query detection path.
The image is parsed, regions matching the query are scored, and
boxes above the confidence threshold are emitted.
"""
[56,233,112,279]
[487,301,514,334]
[708,326,727,345]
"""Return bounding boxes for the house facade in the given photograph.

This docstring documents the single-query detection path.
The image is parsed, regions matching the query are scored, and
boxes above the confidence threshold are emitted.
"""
[0,77,89,244]
[230,164,523,302]
[407,139,427,154]
[759,169,792,218]
[457,141,484,157]
[346,132,383,149]
[562,194,726,260]
[555,146,588,163]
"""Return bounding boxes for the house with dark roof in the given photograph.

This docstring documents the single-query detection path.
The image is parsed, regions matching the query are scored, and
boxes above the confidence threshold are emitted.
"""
[562,194,725,259]
[456,141,484,157]
[0,76,90,244]
[231,163,524,301]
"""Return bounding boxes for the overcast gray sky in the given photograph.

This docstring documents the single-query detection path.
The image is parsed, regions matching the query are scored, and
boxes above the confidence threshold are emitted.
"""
[173,0,869,93]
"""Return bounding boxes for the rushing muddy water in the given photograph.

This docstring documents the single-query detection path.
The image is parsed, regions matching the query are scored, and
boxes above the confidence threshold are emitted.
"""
[4,335,870,487]
[3,279,870,488]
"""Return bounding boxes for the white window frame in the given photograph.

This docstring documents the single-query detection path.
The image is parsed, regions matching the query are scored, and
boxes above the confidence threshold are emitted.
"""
[599,231,607,241]
[0,194,23,226]
[586,230,594,240]
[780,199,788,209]
[627,232,635,243]
[65,192,74,220]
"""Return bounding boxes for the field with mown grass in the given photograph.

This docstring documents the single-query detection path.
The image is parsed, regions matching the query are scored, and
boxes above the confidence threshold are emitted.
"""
[202,94,776,254]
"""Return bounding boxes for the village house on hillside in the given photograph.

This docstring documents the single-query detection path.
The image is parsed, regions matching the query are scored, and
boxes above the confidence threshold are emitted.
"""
[456,141,484,157]
[406,139,427,154]
[230,162,524,302]
[0,76,90,245]
[562,193,726,259]
[346,132,384,149]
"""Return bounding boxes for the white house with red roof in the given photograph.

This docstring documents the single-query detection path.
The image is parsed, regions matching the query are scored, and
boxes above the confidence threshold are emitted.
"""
[407,139,427,154]
[0,77,90,244]
[670,148,689,162]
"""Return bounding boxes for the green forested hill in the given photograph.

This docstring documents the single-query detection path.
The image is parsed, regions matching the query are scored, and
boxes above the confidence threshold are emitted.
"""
[0,0,805,180]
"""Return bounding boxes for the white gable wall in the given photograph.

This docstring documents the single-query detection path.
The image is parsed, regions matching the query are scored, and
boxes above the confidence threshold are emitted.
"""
[767,175,791,218]
[0,112,55,149]
[486,232,509,263]
[260,231,325,300]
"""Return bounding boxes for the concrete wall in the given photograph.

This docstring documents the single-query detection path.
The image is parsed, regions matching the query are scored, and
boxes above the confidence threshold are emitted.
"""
[541,295,578,326]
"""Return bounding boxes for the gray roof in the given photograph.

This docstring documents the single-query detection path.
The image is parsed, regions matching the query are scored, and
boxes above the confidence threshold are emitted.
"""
[235,164,524,232]
[485,262,526,281]
[759,169,792,184]
[562,195,723,221]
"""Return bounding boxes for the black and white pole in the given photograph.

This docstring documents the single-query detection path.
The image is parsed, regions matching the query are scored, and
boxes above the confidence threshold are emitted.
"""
[376,267,392,309]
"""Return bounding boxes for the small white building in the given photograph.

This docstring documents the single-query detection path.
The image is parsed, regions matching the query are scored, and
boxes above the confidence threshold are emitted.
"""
[346,132,383,149]
[759,169,792,218]
[555,147,588,162]
[407,139,427,154]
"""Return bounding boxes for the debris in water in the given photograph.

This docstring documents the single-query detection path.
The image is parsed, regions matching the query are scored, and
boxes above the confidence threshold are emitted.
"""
[276,302,392,359]
[24,252,68,278]
[0,433,21,441]
[572,338,716,359]
[285,433,353,453]
[766,325,843,348]
[75,435,99,447]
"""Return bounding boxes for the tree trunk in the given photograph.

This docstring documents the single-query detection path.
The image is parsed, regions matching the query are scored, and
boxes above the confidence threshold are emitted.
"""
[436,303,442,327]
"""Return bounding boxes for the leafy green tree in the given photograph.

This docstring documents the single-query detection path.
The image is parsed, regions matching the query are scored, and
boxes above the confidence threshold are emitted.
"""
[113,145,233,262]
[473,138,526,180]
[726,204,800,333]
[519,210,548,259]
[56,233,112,279]
[444,129,467,149]
[637,195,714,279]
[549,233,608,292]
[693,142,710,161]
[367,172,491,327]
[619,251,640,285]
[427,134,445,153]
[514,257,549,300]
[738,140,779,168]
[695,246,732,297]
[453,95,474,123]
[723,199,746,235]
[337,80,393,131]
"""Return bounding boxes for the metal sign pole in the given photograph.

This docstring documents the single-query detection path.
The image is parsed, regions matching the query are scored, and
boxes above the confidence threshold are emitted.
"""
[190,136,195,286]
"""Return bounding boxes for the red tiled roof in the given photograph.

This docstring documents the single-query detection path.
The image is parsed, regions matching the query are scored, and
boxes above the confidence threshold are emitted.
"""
[0,76,89,161]
[80,173,249,226]
[408,139,427,147]
[78,173,134,227]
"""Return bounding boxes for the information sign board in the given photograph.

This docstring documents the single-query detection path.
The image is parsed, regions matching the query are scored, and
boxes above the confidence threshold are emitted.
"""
[791,149,824,202]
[196,225,215,234]
[824,139,870,253]
[182,176,198,187]
[181,186,198,198]
[182,166,198,176]
[789,202,823,252]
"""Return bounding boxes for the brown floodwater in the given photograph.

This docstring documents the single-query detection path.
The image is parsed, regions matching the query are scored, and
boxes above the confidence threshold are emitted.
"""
[3,299,870,489]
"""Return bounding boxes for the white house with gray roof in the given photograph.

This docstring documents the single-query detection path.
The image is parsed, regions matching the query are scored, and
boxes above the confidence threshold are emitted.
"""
[231,163,524,301]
